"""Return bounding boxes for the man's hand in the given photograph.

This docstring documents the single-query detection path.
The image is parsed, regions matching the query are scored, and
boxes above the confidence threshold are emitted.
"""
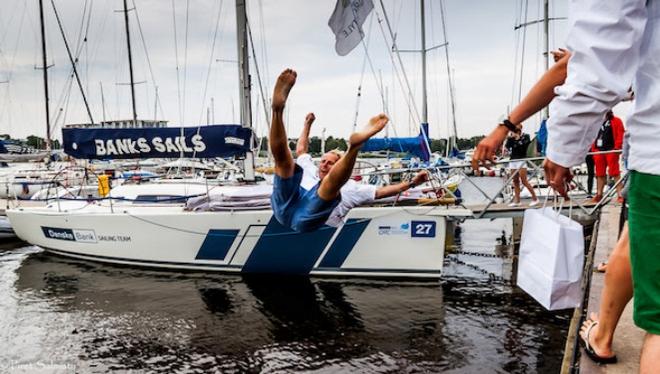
[411,170,430,187]
[304,112,316,126]
[550,48,570,63]
[543,158,573,198]
[471,126,508,171]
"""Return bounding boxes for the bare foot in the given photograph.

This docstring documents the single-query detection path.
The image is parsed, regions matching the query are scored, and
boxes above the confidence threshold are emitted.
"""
[579,312,616,359]
[272,69,297,111]
[349,113,388,148]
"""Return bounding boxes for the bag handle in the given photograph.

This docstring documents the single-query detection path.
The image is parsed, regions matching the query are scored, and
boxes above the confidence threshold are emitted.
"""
[544,181,573,218]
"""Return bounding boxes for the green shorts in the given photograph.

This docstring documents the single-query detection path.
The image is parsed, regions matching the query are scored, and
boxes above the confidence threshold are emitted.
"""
[628,171,660,335]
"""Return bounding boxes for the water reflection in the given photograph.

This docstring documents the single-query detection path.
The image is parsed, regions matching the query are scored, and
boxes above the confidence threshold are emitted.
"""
[1,236,569,373]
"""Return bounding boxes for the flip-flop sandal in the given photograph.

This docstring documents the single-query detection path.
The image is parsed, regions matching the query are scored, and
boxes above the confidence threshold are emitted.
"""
[580,320,618,364]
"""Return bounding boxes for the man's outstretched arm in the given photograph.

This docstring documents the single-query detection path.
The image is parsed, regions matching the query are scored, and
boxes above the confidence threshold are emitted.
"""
[296,113,315,156]
[472,49,570,170]
[374,171,429,199]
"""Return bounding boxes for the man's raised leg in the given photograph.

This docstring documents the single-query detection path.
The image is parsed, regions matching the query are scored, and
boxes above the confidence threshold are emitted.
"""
[270,69,297,178]
[317,114,388,201]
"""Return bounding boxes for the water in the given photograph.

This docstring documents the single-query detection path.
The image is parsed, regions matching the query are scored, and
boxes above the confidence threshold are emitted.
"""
[0,219,571,373]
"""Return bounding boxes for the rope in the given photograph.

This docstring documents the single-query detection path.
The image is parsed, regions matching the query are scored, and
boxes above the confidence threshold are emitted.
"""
[132,0,166,121]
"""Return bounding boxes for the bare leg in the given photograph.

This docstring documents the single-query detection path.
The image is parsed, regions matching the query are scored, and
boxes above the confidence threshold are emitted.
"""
[317,114,388,200]
[511,172,521,204]
[596,176,606,198]
[580,223,632,359]
[640,333,660,374]
[519,168,538,200]
[270,69,298,178]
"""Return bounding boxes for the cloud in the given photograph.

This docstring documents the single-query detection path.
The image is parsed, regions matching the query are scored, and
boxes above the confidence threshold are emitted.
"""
[0,0,570,143]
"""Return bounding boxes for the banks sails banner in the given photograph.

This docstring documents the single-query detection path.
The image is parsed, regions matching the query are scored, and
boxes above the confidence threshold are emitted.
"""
[328,0,374,56]
[62,125,253,159]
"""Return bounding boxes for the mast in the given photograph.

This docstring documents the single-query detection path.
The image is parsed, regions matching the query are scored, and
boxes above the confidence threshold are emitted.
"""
[420,0,428,125]
[100,82,107,122]
[439,0,457,154]
[122,0,138,126]
[236,0,255,181]
[38,0,51,151]
[543,0,549,118]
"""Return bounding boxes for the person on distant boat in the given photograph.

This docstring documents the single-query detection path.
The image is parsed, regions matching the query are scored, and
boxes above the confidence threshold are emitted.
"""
[295,112,429,227]
[591,110,625,203]
[504,131,539,207]
[269,69,387,232]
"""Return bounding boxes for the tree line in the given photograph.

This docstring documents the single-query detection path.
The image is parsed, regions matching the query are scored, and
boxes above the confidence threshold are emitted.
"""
[256,135,486,156]
[0,134,61,149]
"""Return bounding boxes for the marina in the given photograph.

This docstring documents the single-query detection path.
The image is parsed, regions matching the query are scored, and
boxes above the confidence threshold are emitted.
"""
[1,0,652,372]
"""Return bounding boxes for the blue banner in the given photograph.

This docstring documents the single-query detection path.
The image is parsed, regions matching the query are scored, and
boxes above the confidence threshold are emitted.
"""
[362,123,431,161]
[62,125,253,159]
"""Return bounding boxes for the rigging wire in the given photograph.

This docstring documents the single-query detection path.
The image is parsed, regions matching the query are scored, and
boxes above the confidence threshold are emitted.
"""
[438,0,458,150]
[49,0,95,125]
[377,0,421,127]
[131,0,165,121]
[182,0,191,125]
[517,0,530,103]
[171,0,184,126]
[359,19,397,138]
[257,0,271,104]
[352,14,375,133]
[510,0,524,110]
[246,17,272,145]
[49,0,95,135]
[198,0,224,126]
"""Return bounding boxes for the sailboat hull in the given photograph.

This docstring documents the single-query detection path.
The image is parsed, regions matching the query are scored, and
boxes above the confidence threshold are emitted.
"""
[7,204,458,279]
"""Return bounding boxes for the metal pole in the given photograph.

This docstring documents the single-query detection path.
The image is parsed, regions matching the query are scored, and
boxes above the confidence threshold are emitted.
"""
[420,0,428,124]
[439,0,457,152]
[211,97,215,123]
[38,0,52,151]
[543,0,550,118]
[322,128,326,154]
[154,85,158,121]
[123,0,138,126]
[100,82,107,122]
[236,0,255,181]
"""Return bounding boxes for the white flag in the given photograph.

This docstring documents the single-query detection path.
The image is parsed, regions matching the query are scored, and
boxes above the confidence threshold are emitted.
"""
[328,0,374,56]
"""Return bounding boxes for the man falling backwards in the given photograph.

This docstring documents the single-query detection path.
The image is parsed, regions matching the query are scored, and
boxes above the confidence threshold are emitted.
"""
[269,68,388,232]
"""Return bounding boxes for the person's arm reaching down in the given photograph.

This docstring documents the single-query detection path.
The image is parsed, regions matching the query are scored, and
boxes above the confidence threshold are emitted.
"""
[374,171,429,199]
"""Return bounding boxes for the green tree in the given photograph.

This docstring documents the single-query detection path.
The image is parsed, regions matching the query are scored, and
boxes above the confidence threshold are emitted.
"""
[309,136,321,154]
[26,135,46,149]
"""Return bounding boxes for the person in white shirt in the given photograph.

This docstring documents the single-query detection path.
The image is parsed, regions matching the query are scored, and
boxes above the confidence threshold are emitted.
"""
[541,1,660,371]
[269,69,388,232]
[296,112,429,227]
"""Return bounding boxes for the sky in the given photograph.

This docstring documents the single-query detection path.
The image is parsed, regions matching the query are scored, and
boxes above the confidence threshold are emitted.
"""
[0,0,575,142]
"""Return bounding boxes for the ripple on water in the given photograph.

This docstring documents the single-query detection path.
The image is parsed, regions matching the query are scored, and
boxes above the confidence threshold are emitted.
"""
[0,218,571,373]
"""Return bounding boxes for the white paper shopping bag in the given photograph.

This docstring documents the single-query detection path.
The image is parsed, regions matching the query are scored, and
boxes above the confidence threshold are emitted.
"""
[517,206,584,310]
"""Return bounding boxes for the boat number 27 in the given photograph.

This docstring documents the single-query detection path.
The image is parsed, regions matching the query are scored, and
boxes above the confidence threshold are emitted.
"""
[411,221,436,238]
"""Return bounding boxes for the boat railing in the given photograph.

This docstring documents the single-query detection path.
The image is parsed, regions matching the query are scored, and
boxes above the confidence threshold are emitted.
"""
[353,150,624,218]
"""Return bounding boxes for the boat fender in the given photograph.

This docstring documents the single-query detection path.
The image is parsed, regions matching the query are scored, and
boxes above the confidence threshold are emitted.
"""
[98,174,110,197]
